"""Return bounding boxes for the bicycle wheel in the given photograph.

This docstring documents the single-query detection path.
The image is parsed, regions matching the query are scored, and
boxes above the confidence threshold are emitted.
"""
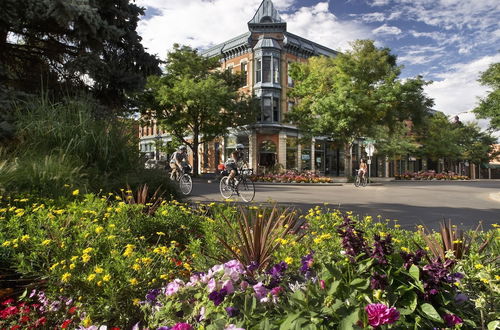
[179,174,192,195]
[238,178,255,202]
[354,176,361,187]
[219,176,233,199]
[362,176,368,187]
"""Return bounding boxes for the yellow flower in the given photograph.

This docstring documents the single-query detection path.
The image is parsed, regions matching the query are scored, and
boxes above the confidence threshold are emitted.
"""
[475,264,484,269]
[156,232,165,236]
[123,244,135,257]
[141,257,152,264]
[97,281,102,287]
[495,275,500,281]
[83,317,92,327]
[314,237,323,244]
[160,274,169,280]
[452,240,463,244]
[95,226,104,234]
[72,189,79,196]
[41,239,52,246]
[82,254,91,263]
[94,266,104,274]
[83,247,94,254]
[107,235,116,240]
[108,224,116,229]
[2,241,11,247]
[69,263,76,270]
[87,274,96,281]
[70,256,79,261]
[49,262,59,271]
[480,278,489,284]
[20,235,30,242]
[285,257,293,264]
[103,274,111,282]
[394,224,401,228]
[401,247,410,253]
[132,264,141,271]
[183,263,192,271]
[132,298,141,306]
[129,278,138,285]
[61,272,71,282]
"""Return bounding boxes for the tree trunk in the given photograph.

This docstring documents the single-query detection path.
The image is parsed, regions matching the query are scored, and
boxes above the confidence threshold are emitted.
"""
[192,129,200,177]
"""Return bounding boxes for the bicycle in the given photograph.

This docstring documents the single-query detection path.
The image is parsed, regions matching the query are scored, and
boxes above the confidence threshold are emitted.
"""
[354,169,368,187]
[171,164,193,195]
[219,168,255,202]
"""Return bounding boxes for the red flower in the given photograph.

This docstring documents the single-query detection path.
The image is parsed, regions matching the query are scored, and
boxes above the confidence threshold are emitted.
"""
[68,306,78,314]
[61,319,72,328]
[1,298,14,305]
[0,306,19,319]
[35,316,47,326]
[111,327,121,330]
[11,326,21,330]
[20,315,30,323]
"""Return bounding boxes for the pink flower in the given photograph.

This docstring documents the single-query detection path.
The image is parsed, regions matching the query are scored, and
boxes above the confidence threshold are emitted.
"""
[240,281,249,291]
[443,313,462,327]
[365,303,400,327]
[222,280,235,294]
[319,280,326,290]
[172,323,193,330]
[165,279,184,296]
[270,286,283,296]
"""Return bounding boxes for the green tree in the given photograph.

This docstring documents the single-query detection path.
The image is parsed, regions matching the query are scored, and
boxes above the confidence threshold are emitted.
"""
[458,123,498,171]
[288,40,433,176]
[0,0,160,111]
[141,44,258,175]
[473,62,500,130]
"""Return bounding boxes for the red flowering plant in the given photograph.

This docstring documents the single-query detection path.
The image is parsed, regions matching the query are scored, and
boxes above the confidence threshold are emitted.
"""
[0,290,81,329]
[252,170,333,183]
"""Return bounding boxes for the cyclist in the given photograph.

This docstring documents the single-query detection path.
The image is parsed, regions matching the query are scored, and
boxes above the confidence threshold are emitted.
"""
[170,145,189,180]
[358,158,368,179]
[226,144,246,186]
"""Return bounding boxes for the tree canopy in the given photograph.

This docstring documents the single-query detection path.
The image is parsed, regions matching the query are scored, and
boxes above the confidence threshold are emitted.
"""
[0,0,161,110]
[473,62,500,130]
[140,44,258,175]
[287,39,433,175]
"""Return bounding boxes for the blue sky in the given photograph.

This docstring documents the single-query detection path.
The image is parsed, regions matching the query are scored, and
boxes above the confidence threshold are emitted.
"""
[136,0,500,133]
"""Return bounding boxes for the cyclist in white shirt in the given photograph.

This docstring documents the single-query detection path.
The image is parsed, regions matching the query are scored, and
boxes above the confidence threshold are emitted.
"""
[170,145,188,180]
[226,144,246,185]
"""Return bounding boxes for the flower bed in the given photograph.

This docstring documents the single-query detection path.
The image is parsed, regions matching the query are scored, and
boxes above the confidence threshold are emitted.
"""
[395,170,470,180]
[252,170,334,183]
[1,195,498,329]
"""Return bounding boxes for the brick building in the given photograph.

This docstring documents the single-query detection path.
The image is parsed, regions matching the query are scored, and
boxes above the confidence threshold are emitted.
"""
[140,0,355,175]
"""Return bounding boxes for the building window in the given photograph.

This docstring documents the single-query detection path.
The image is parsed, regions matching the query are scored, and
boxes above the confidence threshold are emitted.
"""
[286,137,298,170]
[273,57,280,84]
[256,58,262,83]
[241,62,248,86]
[287,61,294,87]
[203,142,209,169]
[273,97,279,122]
[262,97,272,122]
[263,57,272,83]
[256,56,279,84]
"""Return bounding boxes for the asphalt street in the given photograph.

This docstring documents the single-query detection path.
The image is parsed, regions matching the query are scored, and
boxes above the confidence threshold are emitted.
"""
[187,180,500,230]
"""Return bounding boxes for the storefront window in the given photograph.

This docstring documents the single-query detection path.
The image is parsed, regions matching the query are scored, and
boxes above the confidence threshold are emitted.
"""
[301,145,311,171]
[259,140,277,168]
[315,142,325,173]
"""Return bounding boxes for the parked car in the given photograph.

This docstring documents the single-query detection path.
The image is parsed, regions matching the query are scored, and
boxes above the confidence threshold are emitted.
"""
[144,159,168,170]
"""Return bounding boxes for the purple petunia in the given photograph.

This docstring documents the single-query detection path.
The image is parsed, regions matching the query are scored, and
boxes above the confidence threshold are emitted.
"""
[443,313,463,327]
[146,288,161,303]
[253,282,269,301]
[208,288,228,306]
[365,303,400,327]
[172,323,193,330]
[300,252,315,278]
[225,306,239,317]
[267,261,288,279]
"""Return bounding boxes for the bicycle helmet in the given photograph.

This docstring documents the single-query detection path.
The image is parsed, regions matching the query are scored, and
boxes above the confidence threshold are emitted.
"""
[178,145,187,151]
[236,143,244,150]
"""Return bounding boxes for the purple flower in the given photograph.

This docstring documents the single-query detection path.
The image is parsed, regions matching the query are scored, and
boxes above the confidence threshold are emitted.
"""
[443,313,462,327]
[222,280,235,294]
[267,261,288,279]
[247,261,259,272]
[208,288,228,306]
[270,286,283,296]
[370,272,388,290]
[300,252,315,278]
[172,323,193,330]
[365,303,400,327]
[253,282,269,300]
[337,217,368,261]
[370,234,393,265]
[400,249,426,269]
[146,288,161,303]
[421,258,460,300]
[240,281,249,291]
[165,279,184,296]
[454,293,468,304]
[225,306,239,317]
[157,327,171,330]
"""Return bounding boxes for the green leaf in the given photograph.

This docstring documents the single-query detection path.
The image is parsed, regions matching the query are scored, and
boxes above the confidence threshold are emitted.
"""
[488,320,500,330]
[409,264,420,281]
[328,280,340,295]
[399,291,418,314]
[420,303,443,323]
[350,278,369,290]
[280,312,302,330]
[340,308,360,330]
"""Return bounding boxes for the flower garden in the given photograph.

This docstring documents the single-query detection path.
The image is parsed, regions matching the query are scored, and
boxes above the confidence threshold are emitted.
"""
[1,191,499,329]
[251,171,334,183]
[395,171,470,181]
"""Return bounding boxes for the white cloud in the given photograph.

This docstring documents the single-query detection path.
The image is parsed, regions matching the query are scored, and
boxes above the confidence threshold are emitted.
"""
[369,0,391,6]
[372,24,402,35]
[356,12,386,22]
[136,0,371,57]
[425,54,500,132]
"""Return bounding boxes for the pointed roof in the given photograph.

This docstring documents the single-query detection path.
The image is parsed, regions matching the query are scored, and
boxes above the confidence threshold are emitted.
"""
[248,0,284,24]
